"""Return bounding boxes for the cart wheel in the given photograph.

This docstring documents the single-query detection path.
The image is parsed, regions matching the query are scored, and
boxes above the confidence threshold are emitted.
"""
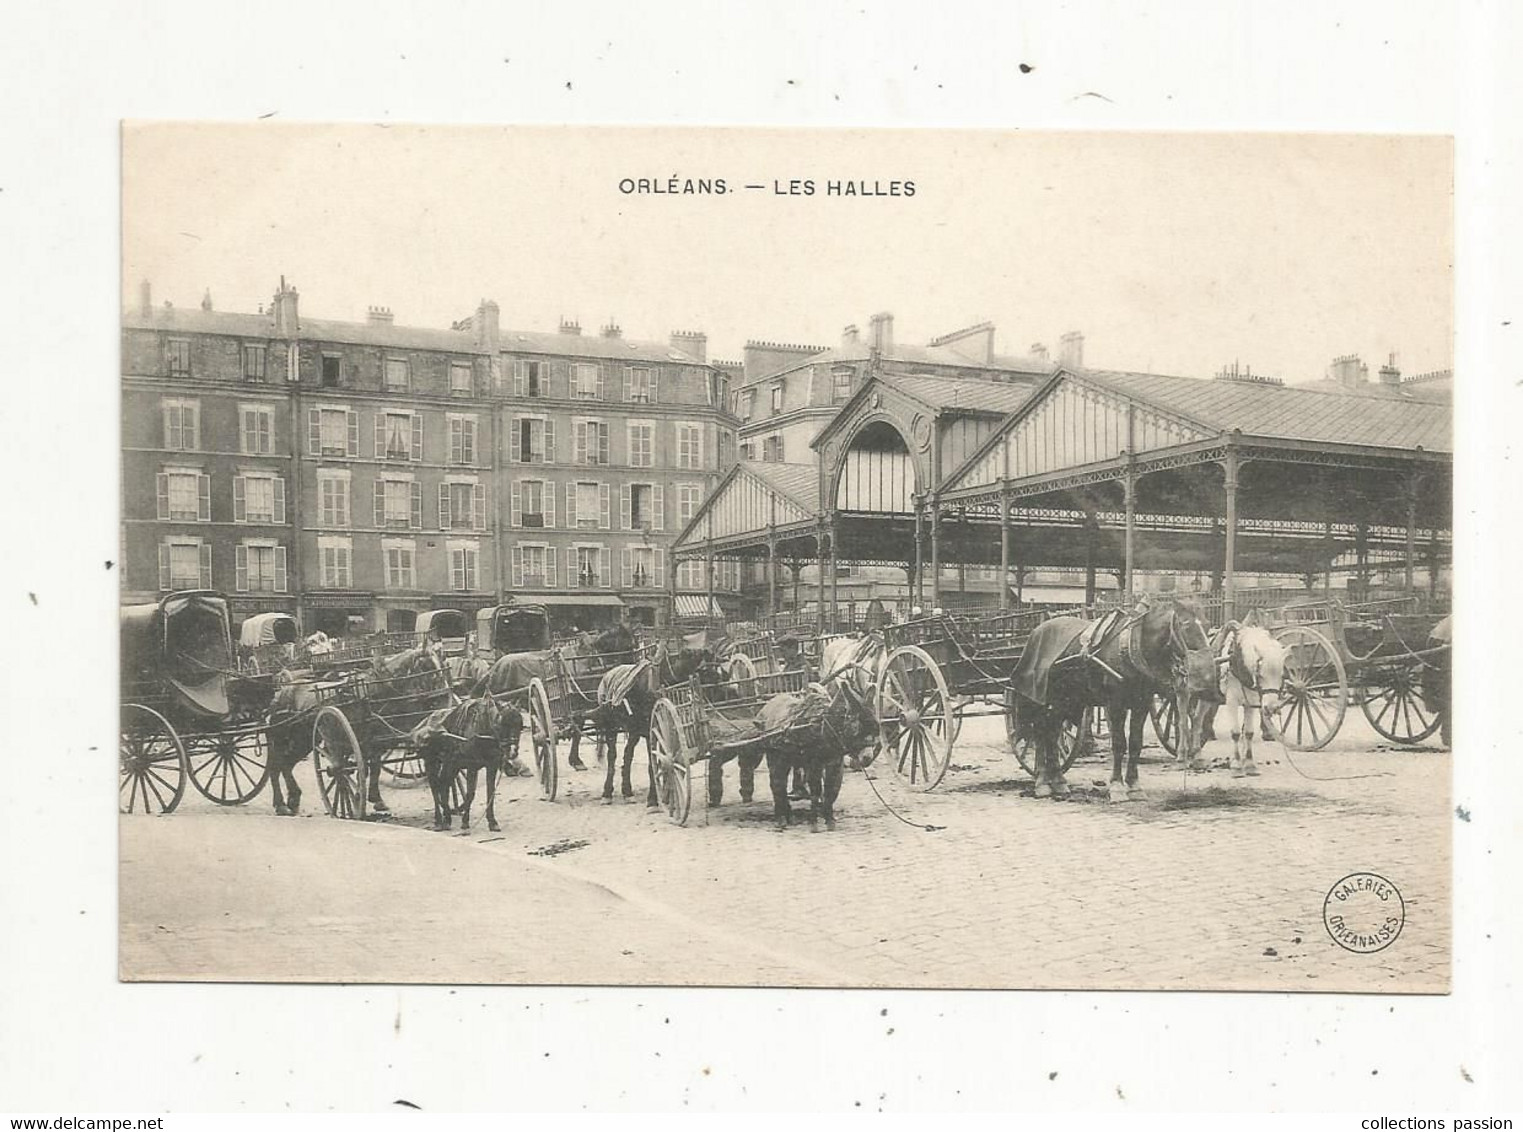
[1361,662,1441,744]
[1149,694,1179,756]
[1274,625,1348,751]
[120,704,187,815]
[311,706,368,820]
[875,644,953,791]
[650,699,692,826]
[727,653,757,700]
[1004,690,1082,777]
[378,748,430,788]
[528,677,558,801]
[187,728,270,806]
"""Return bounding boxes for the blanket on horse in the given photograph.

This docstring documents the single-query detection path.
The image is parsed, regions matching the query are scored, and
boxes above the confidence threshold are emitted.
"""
[481,650,554,696]
[598,660,650,707]
[1010,616,1089,706]
[408,698,495,747]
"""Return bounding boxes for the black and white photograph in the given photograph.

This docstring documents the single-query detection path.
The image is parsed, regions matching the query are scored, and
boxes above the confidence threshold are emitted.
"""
[118,124,1454,991]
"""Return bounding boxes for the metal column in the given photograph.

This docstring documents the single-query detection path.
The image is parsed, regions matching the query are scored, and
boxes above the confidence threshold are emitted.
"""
[929,495,942,609]
[767,531,778,615]
[1222,449,1239,622]
[999,488,1011,611]
[827,516,839,631]
[1123,463,1138,599]
[1405,473,1420,595]
[912,498,925,610]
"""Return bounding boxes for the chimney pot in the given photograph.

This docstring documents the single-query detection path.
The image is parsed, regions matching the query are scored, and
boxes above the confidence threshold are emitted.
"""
[1031,342,1049,362]
[1058,330,1085,368]
[366,305,394,324]
[475,300,500,351]
[559,318,582,336]
[601,319,622,339]
[868,311,894,356]
[272,277,300,337]
[201,288,213,312]
[669,330,708,361]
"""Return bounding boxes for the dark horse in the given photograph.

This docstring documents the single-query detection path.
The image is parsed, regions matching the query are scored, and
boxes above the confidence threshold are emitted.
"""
[1010,599,1216,803]
[587,637,719,804]
[265,641,451,816]
[475,623,636,773]
[761,675,879,831]
[413,694,512,832]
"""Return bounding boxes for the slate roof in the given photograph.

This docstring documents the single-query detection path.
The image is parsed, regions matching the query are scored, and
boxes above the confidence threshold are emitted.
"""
[122,307,706,365]
[743,461,821,515]
[883,372,1044,416]
[742,340,1052,386]
[1080,369,1452,454]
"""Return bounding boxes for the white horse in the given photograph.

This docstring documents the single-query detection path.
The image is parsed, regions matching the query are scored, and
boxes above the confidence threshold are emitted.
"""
[1204,622,1285,778]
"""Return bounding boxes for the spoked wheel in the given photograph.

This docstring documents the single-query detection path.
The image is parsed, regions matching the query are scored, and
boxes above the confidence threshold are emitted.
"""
[727,653,757,700]
[378,748,430,788]
[1004,690,1082,777]
[186,728,270,805]
[311,706,368,820]
[528,678,558,801]
[1361,662,1441,744]
[1274,625,1348,751]
[120,704,188,815]
[875,645,953,791]
[650,699,692,826]
[1149,695,1179,757]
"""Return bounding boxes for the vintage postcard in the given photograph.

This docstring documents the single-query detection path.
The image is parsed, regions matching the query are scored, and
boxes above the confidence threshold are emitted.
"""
[119,123,1452,990]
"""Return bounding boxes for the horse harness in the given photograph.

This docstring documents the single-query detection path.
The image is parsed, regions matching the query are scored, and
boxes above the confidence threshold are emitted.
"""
[1218,623,1282,708]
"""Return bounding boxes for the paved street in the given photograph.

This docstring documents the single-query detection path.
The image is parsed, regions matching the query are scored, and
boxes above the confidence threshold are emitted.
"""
[121,710,1451,991]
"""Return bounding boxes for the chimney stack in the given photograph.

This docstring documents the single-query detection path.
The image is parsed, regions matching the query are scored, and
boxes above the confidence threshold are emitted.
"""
[366,305,394,324]
[1329,353,1369,387]
[558,317,582,336]
[139,280,152,318]
[601,319,623,339]
[1030,342,1049,363]
[842,324,861,348]
[201,289,213,312]
[670,330,708,361]
[272,276,300,337]
[1059,330,1085,368]
[868,311,895,356]
[475,299,500,352]
[1378,352,1401,386]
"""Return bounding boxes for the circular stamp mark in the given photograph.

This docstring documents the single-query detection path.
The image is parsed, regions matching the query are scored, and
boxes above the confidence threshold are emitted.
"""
[1323,872,1405,954]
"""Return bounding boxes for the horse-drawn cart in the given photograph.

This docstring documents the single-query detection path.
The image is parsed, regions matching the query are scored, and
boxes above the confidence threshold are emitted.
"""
[121,590,461,819]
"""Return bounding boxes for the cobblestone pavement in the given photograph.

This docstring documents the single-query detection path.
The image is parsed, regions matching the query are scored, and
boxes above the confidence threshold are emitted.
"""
[121,706,1451,991]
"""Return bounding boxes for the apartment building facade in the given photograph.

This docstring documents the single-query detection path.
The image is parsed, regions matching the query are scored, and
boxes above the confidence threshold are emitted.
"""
[121,280,739,635]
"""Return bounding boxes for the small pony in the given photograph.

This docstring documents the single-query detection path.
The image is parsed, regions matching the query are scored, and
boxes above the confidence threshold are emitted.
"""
[1197,620,1285,778]
[413,695,511,832]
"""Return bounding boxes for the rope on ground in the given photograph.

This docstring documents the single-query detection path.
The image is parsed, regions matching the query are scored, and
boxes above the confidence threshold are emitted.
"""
[855,759,945,832]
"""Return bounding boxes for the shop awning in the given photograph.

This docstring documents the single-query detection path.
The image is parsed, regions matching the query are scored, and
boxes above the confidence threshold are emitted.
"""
[524,594,626,608]
[674,595,724,618]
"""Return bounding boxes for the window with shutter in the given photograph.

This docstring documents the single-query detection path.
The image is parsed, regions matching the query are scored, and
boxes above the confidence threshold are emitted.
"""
[385,357,410,392]
[621,547,633,588]
[274,546,288,592]
[165,472,202,520]
[440,483,454,530]
[234,476,246,523]
[652,485,664,531]
[235,545,248,592]
[620,484,633,531]
[410,482,423,529]
[197,474,211,521]
[473,483,486,530]
[198,543,212,589]
[599,483,611,529]
[450,362,473,397]
[511,545,523,587]
[541,480,555,528]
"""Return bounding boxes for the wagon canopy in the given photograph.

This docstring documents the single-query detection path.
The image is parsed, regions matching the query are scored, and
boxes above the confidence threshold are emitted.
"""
[476,603,553,654]
[121,591,235,720]
[416,608,470,651]
[239,611,299,648]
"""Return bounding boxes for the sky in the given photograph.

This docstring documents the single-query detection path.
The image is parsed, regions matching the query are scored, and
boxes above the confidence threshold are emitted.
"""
[122,124,1453,382]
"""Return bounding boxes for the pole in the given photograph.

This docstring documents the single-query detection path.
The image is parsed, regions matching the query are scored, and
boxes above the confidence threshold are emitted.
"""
[827,515,839,631]
[1123,463,1137,600]
[767,533,778,615]
[815,520,827,633]
[1222,450,1239,622]
[706,539,716,627]
[912,498,925,610]
[1084,512,1097,607]
[999,489,1012,611]
[929,494,942,609]
[792,560,801,614]
[1405,473,1419,595]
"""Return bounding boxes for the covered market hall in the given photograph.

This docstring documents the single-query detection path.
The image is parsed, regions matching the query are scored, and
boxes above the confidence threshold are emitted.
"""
[670,364,1452,628]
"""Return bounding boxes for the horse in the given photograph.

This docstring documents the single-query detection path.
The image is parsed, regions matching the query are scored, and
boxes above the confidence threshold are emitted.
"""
[586,638,718,805]
[758,673,879,831]
[264,640,451,816]
[1197,622,1285,778]
[412,694,512,832]
[560,623,638,770]
[475,623,636,775]
[1009,598,1217,803]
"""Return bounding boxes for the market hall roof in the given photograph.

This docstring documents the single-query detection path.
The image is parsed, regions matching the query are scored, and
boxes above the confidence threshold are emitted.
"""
[738,340,1054,388]
[810,370,1044,453]
[670,462,821,555]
